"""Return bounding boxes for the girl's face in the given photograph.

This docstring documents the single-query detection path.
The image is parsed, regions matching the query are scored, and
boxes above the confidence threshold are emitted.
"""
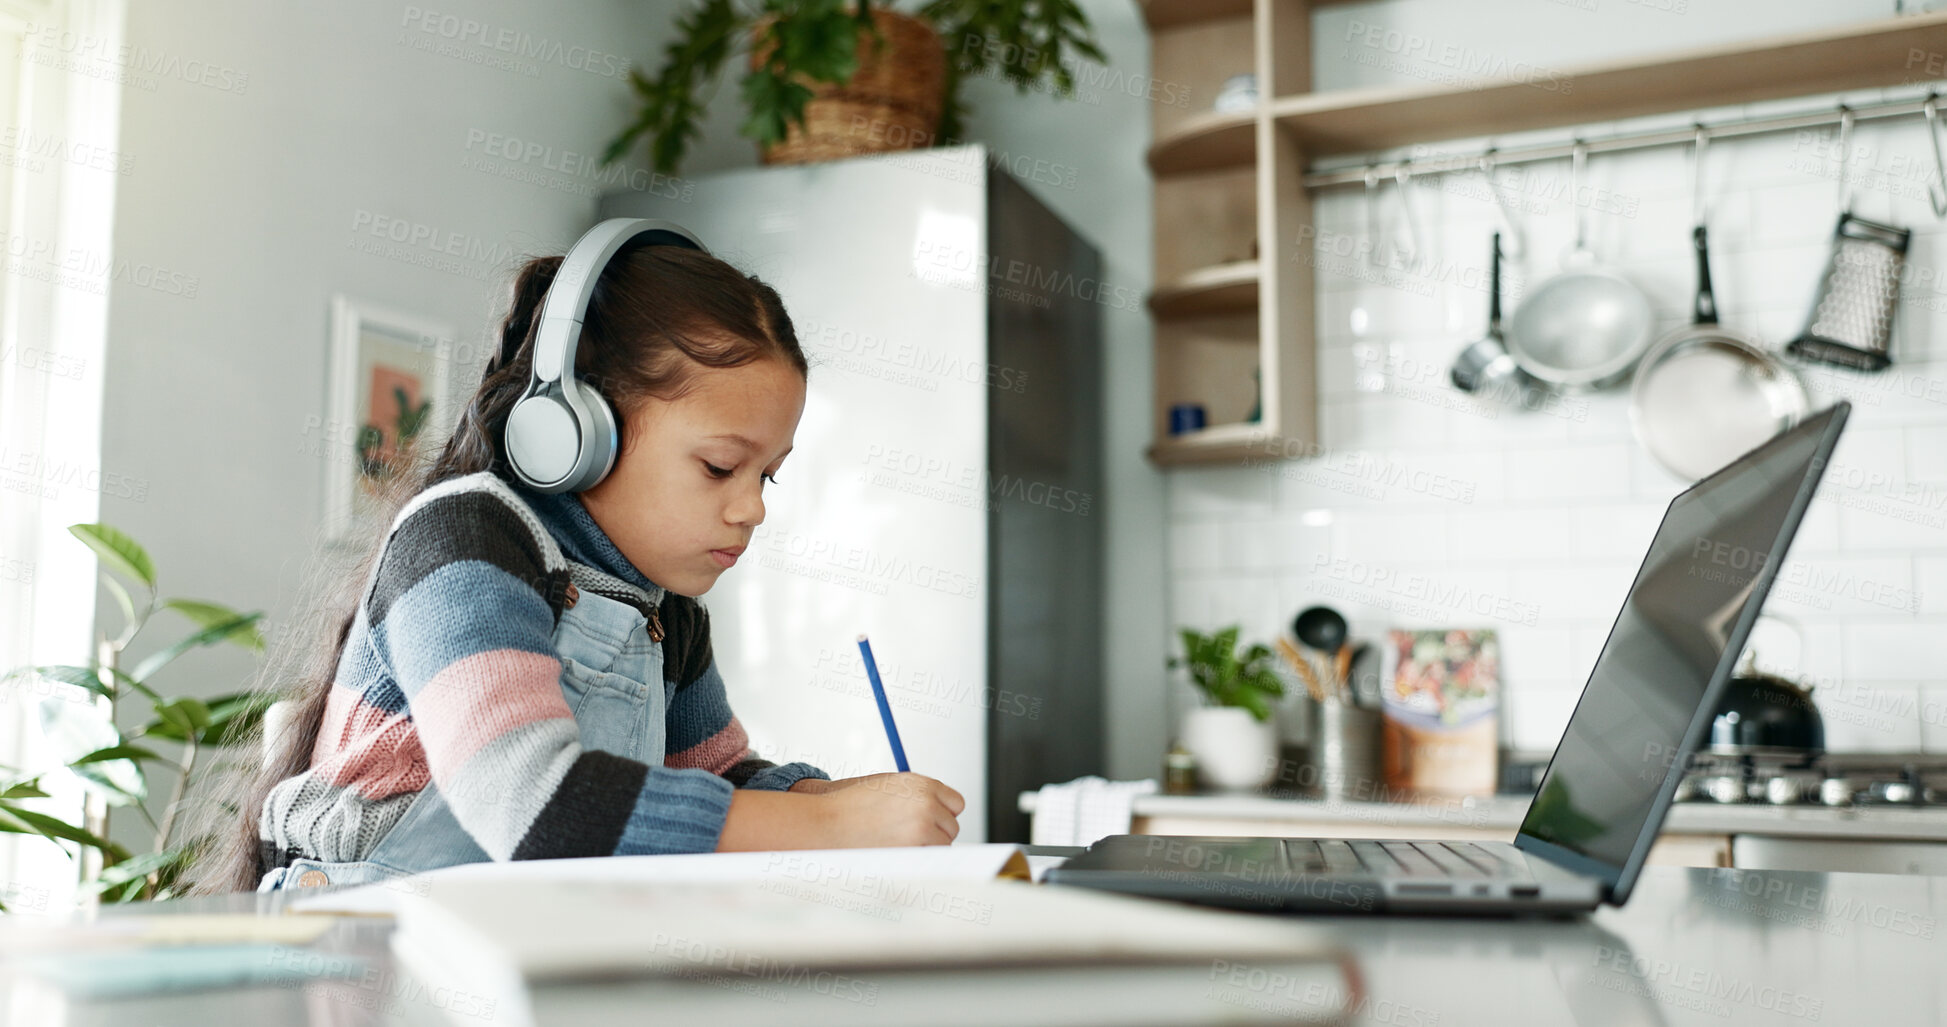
[580,354,805,597]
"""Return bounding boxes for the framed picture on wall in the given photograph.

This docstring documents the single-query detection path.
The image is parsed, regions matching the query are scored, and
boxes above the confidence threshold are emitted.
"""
[323,296,455,545]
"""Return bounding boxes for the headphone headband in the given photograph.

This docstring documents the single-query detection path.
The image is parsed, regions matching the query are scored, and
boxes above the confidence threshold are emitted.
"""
[531,219,706,384]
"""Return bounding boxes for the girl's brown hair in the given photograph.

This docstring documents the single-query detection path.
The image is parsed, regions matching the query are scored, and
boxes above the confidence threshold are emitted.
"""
[185,241,804,895]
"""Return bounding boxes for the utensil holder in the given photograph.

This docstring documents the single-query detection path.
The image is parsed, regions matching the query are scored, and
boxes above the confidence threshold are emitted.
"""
[1305,700,1383,802]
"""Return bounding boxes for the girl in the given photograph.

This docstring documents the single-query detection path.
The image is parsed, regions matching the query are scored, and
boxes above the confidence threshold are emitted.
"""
[194,234,964,894]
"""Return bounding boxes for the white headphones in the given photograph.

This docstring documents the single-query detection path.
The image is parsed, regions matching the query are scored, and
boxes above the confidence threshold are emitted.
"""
[503,218,707,493]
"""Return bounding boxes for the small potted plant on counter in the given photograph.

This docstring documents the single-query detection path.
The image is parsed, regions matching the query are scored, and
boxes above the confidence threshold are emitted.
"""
[1170,625,1284,791]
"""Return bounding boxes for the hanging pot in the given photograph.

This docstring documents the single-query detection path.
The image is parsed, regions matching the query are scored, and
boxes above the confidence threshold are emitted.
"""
[1631,131,1808,481]
[1504,143,1657,391]
[750,10,947,166]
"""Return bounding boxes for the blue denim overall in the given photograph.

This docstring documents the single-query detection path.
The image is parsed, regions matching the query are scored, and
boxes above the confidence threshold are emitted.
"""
[258,567,666,892]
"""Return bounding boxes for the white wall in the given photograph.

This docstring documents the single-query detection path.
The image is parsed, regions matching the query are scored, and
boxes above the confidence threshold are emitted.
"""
[93,0,683,850]
[1169,0,1947,758]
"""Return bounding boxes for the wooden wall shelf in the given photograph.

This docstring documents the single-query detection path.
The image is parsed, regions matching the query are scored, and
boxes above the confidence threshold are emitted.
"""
[1149,262,1260,318]
[1148,111,1256,175]
[1146,423,1279,467]
[1138,0,1252,30]
[1271,11,1947,156]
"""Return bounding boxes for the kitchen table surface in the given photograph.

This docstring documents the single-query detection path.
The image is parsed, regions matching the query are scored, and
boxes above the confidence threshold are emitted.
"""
[6,864,1943,1025]
[1019,789,1947,841]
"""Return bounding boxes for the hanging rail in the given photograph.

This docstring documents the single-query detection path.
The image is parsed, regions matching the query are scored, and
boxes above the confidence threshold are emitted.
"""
[1300,93,1947,191]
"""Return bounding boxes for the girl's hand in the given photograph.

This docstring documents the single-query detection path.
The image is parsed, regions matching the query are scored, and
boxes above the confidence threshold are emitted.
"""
[818,773,965,847]
[718,773,965,851]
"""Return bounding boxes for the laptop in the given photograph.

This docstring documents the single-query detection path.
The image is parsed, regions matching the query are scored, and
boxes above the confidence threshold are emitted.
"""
[1047,402,1852,915]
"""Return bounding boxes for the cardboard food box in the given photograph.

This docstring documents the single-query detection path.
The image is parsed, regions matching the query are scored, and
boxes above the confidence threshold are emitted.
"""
[1380,629,1499,797]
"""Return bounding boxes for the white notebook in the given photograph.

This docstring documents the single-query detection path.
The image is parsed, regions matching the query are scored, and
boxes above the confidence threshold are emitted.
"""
[295,845,1347,1027]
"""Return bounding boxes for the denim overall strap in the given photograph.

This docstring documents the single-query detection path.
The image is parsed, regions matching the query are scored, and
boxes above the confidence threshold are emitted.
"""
[259,560,669,892]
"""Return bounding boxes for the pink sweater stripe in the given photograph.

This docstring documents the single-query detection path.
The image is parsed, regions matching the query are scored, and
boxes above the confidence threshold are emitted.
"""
[665,715,750,776]
[411,648,572,781]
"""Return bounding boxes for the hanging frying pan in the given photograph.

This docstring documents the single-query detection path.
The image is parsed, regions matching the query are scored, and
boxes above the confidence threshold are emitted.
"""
[1630,131,1808,481]
[1504,143,1657,391]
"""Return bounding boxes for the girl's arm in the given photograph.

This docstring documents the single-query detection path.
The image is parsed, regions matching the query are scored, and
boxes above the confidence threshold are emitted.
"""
[370,489,739,859]
[659,598,829,792]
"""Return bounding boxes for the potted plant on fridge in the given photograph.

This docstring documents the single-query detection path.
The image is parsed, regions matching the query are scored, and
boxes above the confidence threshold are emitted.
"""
[602,0,1107,174]
[1169,625,1284,791]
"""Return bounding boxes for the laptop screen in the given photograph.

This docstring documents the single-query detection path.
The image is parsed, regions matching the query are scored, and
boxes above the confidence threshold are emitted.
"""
[1516,405,1843,876]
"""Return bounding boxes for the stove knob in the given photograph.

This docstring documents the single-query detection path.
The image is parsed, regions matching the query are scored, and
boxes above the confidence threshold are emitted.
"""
[1879,781,1917,804]
[1820,778,1854,807]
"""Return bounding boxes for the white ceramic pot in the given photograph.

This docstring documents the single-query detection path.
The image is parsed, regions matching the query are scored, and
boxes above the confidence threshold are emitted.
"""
[1181,706,1278,790]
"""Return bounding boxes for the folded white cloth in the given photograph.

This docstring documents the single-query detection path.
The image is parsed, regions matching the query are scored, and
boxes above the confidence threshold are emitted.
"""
[1029,776,1159,847]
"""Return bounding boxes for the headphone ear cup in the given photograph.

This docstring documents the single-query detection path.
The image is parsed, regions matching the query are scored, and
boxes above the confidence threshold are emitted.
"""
[570,379,619,491]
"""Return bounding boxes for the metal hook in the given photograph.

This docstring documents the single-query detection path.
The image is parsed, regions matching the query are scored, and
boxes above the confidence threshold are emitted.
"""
[1393,165,1423,267]
[1835,106,1855,215]
[1924,95,1947,218]
[1570,140,1589,253]
[1479,151,1524,259]
[1363,166,1382,268]
[1692,125,1711,228]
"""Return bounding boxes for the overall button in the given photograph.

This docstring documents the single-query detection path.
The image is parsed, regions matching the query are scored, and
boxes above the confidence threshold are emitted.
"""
[296,869,330,888]
[564,582,579,609]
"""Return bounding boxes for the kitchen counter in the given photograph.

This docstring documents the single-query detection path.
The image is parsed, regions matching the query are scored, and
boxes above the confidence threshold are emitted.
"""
[1018,790,1947,842]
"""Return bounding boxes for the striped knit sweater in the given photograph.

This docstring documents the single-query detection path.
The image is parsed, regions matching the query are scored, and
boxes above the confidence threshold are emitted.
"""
[258,471,826,870]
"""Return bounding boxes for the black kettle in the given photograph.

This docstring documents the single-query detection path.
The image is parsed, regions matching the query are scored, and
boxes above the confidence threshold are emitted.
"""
[1709,658,1824,754]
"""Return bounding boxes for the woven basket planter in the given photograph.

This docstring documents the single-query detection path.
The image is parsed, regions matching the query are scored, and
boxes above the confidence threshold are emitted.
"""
[751,9,947,165]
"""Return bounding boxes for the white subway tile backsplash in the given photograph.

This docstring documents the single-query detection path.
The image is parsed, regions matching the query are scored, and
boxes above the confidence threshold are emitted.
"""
[1496,626,1579,691]
[1169,466,1277,521]
[1768,554,1919,620]
[1792,494,1842,554]
[1168,95,1947,742]
[1505,685,1579,752]
[1843,621,1947,681]
[1504,443,1634,503]
[1919,688,1947,753]
[1835,497,1947,551]
[1334,508,1454,566]
[1169,522,1224,573]
[1508,563,1638,624]
[1828,425,1908,488]
[1572,503,1666,561]
[1320,394,1454,451]
[1815,684,1923,753]
[1260,514,1336,572]
[1918,555,1947,615]
[1448,506,1575,564]
[1908,424,1947,483]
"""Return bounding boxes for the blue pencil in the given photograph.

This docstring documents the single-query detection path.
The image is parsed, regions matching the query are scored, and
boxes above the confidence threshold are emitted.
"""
[856,634,910,772]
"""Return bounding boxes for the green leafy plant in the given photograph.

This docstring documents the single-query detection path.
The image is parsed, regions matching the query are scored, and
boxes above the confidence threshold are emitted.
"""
[1169,625,1284,723]
[603,0,1107,174]
[0,524,269,907]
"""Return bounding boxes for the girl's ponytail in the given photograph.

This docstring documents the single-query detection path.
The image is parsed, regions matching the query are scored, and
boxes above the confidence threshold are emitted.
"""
[182,255,562,895]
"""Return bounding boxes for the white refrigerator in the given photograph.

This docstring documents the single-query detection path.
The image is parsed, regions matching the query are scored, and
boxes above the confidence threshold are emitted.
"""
[599,146,1105,842]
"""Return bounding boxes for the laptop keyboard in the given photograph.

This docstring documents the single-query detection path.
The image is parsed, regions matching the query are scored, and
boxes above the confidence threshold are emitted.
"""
[1282,839,1510,879]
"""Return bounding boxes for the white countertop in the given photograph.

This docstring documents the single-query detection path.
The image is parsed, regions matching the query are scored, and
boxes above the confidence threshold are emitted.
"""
[1018,789,1947,841]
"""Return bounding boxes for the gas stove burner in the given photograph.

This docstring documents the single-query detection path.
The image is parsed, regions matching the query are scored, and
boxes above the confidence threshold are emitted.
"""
[1676,752,1947,808]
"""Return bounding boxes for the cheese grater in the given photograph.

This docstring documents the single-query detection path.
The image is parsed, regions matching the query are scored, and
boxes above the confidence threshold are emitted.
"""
[1786,213,1909,372]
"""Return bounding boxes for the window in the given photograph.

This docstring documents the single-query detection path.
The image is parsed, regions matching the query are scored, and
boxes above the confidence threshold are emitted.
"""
[0,0,125,912]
